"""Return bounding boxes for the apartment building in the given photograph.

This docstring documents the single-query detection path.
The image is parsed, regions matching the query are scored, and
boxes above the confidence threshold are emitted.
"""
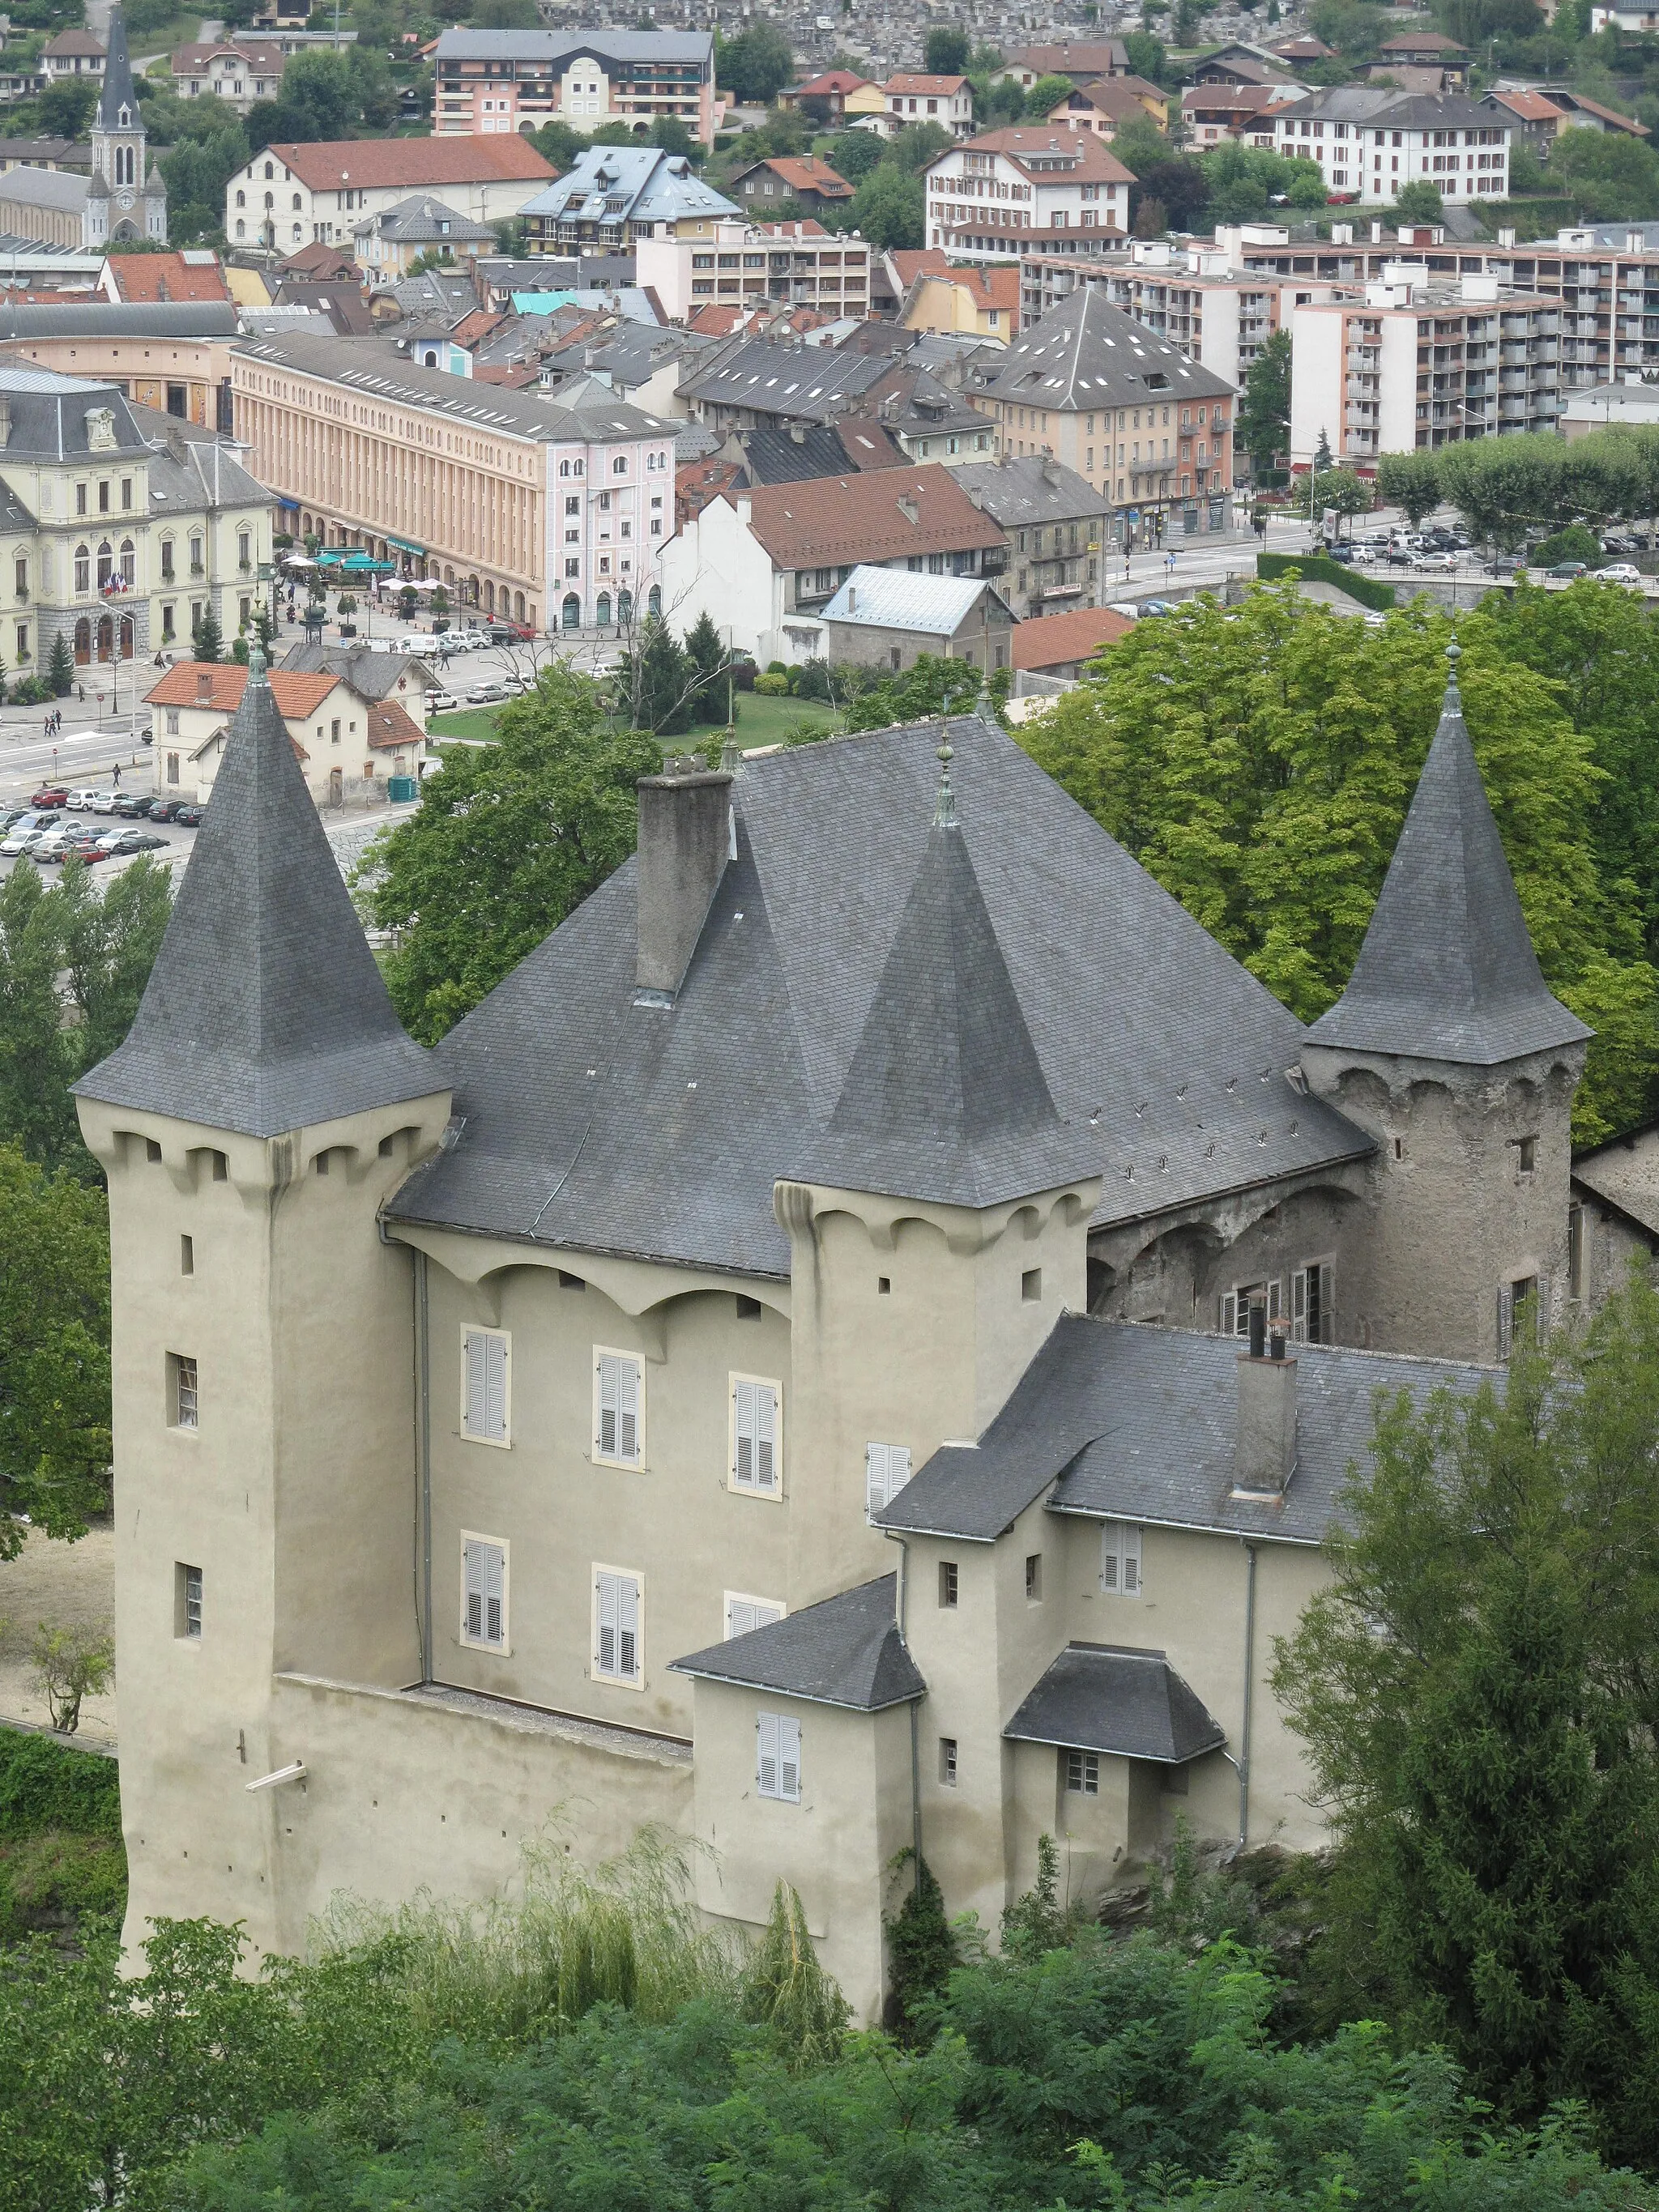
[518,146,737,255]
[431,28,718,146]
[1182,83,1297,147]
[226,135,552,253]
[232,334,677,632]
[637,218,869,322]
[1291,275,1562,466]
[923,127,1133,264]
[883,73,975,136]
[169,37,285,111]
[1269,88,1510,203]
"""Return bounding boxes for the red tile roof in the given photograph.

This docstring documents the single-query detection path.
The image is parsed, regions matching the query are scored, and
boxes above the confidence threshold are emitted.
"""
[749,154,853,199]
[884,72,969,95]
[366,699,426,751]
[1491,88,1565,122]
[1559,91,1650,134]
[960,126,1136,182]
[279,241,357,279]
[271,136,553,192]
[146,663,343,716]
[104,251,232,304]
[688,301,748,335]
[889,248,952,287]
[793,69,871,97]
[736,464,1005,569]
[1056,75,1164,118]
[1010,605,1132,671]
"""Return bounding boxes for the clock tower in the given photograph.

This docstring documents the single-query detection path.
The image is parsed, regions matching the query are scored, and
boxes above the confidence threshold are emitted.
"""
[83,6,165,249]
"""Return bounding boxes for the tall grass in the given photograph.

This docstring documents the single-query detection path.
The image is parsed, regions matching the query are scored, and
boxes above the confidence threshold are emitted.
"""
[318,1824,745,2047]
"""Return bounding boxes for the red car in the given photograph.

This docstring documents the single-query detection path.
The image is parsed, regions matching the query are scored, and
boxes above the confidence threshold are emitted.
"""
[30,786,66,808]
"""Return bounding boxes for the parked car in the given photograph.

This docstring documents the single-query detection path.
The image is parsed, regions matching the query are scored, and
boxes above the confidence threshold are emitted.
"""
[1384,546,1419,565]
[29,786,67,809]
[1323,543,1358,564]
[86,789,122,813]
[465,681,509,704]
[1602,534,1637,554]
[1593,562,1643,584]
[425,690,458,714]
[112,793,153,817]
[0,825,47,855]
[172,804,204,827]
[148,799,183,822]
[65,787,100,811]
[1544,560,1589,579]
[1410,551,1460,572]
[485,620,533,644]
[106,829,166,853]
[1483,556,1520,576]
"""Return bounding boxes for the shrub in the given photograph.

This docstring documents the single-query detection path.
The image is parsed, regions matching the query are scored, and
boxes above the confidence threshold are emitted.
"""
[0,1727,121,1839]
[1534,523,1602,568]
[28,1622,114,1735]
[1255,551,1397,612]
[753,671,790,695]
[0,1829,126,1936]
[8,676,52,705]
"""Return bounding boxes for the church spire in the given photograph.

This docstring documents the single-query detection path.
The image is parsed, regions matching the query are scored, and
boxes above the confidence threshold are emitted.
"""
[96,4,139,136]
[74,644,438,1139]
[1305,644,1592,1066]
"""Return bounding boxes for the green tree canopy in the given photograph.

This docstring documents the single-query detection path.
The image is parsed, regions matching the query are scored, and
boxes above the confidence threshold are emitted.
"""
[839,161,924,248]
[1022,72,1077,117]
[923,25,969,73]
[1017,586,1658,1141]
[715,21,795,103]
[1237,328,1291,475]
[1549,126,1659,219]
[361,667,659,1042]
[1376,445,1442,524]
[1392,177,1444,220]
[1271,1272,1659,2167]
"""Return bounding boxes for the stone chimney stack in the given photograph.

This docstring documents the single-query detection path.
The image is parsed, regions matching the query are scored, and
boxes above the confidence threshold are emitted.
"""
[634,766,733,1003]
[1234,1301,1296,1494]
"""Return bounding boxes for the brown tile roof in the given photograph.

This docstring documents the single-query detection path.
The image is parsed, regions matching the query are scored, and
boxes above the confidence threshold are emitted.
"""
[755,154,853,198]
[271,136,553,193]
[450,306,504,347]
[279,241,357,279]
[1057,76,1163,117]
[1558,91,1650,133]
[794,69,871,96]
[1010,604,1132,671]
[1379,30,1465,50]
[884,72,968,95]
[1004,42,1127,75]
[366,698,426,751]
[1491,87,1565,121]
[105,251,232,304]
[736,464,1005,569]
[688,301,748,335]
[1183,83,1286,114]
[889,248,952,287]
[961,126,1137,183]
[146,663,343,717]
[473,360,541,387]
[44,28,104,53]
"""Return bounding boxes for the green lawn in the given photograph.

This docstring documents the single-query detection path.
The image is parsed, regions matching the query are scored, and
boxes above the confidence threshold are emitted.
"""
[427,695,838,753]
[427,705,505,744]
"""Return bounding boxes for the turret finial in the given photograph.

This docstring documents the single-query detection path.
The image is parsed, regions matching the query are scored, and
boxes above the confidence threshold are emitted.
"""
[933,722,957,829]
[1444,635,1461,711]
[247,639,267,685]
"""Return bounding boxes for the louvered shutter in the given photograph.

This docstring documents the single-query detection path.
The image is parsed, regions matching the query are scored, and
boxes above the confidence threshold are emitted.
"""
[754,1386,776,1489]
[465,1332,488,1436]
[598,1357,617,1457]
[1291,1269,1308,1345]
[1497,1281,1513,1361]
[1220,1290,1237,1336]
[866,1442,889,1515]
[465,1539,484,1641]
[778,1715,801,1802]
[484,1336,506,1442]
[483,1543,503,1643]
[757,1710,779,1796]
[734,1381,778,1490]
[619,1359,638,1462]
[734,1380,756,1485]
[1122,1524,1142,1596]
[597,1570,617,1675]
[465,1540,503,1644]
[728,1597,783,1639]
[617,1572,638,1679]
[1100,1526,1119,1592]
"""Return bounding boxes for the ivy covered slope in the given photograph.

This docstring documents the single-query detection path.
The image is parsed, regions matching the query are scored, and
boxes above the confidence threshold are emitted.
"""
[1020,585,1659,1146]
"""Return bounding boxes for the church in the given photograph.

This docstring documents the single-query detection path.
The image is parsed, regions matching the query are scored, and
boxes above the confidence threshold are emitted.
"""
[74,643,1611,2014]
[82,8,167,251]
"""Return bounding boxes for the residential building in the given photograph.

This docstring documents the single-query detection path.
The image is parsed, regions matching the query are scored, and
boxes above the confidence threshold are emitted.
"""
[883,74,975,136]
[147,658,429,804]
[778,70,872,126]
[1269,88,1510,204]
[1482,87,1567,153]
[1290,275,1563,465]
[100,249,232,305]
[168,37,285,110]
[842,79,890,129]
[277,638,445,714]
[951,453,1108,616]
[900,262,1019,343]
[518,147,736,256]
[42,28,104,79]
[994,41,1129,89]
[1189,45,1304,88]
[431,28,718,146]
[1046,76,1169,136]
[0,367,269,672]
[819,564,1014,673]
[659,462,1006,661]
[675,419,907,525]
[1010,602,1132,679]
[924,128,1134,264]
[1483,85,1648,141]
[0,137,87,173]
[83,8,166,250]
[676,333,994,466]
[728,156,853,217]
[232,332,677,631]
[225,135,552,254]
[638,219,869,323]
[1561,373,1659,437]
[1182,83,1299,148]
[80,628,1598,2022]
[968,287,1237,545]
[1372,31,1468,87]
[352,196,497,286]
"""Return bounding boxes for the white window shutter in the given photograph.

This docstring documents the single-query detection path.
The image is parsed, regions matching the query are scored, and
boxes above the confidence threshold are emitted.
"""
[889,1444,911,1498]
[866,1442,888,1515]
[620,1360,638,1461]
[465,1332,488,1436]
[484,1335,506,1442]
[1123,1524,1142,1596]
[484,1542,503,1643]
[598,1357,617,1457]
[1318,1263,1333,1345]
[755,1386,776,1489]
[618,1572,638,1678]
[1291,1269,1308,1345]
[1100,1527,1119,1592]
[779,1715,801,1801]
[734,1380,755,1485]
[597,1570,616,1675]
[465,1540,484,1640]
[757,1710,778,1796]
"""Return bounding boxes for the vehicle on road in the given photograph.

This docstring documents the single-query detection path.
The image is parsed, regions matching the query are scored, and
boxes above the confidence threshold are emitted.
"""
[1410,552,1460,572]
[30,786,67,809]
[425,691,458,714]
[1483,557,1520,575]
[465,680,509,704]
[1593,563,1643,584]
[1544,560,1589,579]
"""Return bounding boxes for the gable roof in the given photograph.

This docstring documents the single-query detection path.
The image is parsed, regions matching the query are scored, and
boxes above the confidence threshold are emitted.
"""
[670,1575,924,1710]
[145,662,341,718]
[1010,604,1132,671]
[1572,1120,1659,1239]
[975,285,1234,412]
[45,28,104,53]
[732,155,853,199]
[1004,42,1129,75]
[1380,30,1467,51]
[1057,76,1165,118]
[732,463,1004,569]
[365,698,426,751]
[885,72,968,95]
[821,564,1002,632]
[271,136,553,194]
[384,714,1370,1276]
[1305,654,1592,1066]
[104,250,232,304]
[793,69,871,96]
[75,654,438,1138]
[723,419,906,484]
[951,453,1102,526]
[875,1312,1493,1547]
[1006,1645,1226,1763]
[955,125,1136,185]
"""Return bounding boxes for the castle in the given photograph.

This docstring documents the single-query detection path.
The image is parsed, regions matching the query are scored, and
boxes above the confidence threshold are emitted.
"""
[83,10,166,252]
[74,645,1644,2015]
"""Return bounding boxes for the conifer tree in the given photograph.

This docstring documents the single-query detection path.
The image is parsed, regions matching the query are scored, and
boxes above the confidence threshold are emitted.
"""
[192,608,222,664]
[45,633,74,699]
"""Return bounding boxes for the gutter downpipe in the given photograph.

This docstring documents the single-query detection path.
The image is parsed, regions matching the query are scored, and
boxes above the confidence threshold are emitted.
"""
[416,1247,433,1684]
[1221,1537,1257,1856]
[890,1531,923,1896]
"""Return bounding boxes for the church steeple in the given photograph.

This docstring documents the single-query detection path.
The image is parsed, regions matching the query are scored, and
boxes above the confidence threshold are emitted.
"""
[84,6,165,248]
[1306,644,1591,1067]
[74,646,436,1137]
[95,4,139,138]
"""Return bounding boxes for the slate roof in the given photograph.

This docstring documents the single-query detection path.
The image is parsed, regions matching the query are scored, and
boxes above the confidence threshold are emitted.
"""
[1572,1120,1659,1239]
[0,368,147,457]
[669,1575,924,1710]
[277,642,438,698]
[520,148,735,228]
[875,1312,1495,1547]
[952,454,1105,527]
[1272,87,1493,130]
[358,194,496,245]
[75,653,439,1138]
[0,168,87,215]
[0,302,237,339]
[147,436,267,517]
[432,26,711,66]
[821,565,1001,633]
[1305,659,1592,1065]
[975,288,1235,414]
[1004,1645,1226,1762]
[725,420,906,484]
[678,335,966,426]
[385,713,1371,1276]
[94,5,138,136]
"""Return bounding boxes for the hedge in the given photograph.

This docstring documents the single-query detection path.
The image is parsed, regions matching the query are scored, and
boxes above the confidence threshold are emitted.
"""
[0,1727,121,1840]
[1256,552,1398,613]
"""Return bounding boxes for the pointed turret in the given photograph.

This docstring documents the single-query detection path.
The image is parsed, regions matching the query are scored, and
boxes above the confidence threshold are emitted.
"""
[796,729,1095,1208]
[1306,644,1591,1066]
[95,6,139,135]
[75,646,435,1136]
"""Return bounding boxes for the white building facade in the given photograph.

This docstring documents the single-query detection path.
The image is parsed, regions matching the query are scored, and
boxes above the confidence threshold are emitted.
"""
[1270,90,1510,205]
[923,127,1132,263]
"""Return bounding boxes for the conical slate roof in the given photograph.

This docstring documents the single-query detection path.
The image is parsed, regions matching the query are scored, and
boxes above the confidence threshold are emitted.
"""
[96,6,139,134]
[794,743,1098,1208]
[1305,649,1592,1066]
[75,650,439,1138]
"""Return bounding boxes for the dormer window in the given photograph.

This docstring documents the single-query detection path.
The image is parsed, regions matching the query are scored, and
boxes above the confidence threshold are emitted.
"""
[117,104,130,126]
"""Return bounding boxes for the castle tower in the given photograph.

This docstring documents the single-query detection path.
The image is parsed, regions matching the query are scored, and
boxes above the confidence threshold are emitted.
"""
[84,7,165,249]
[73,648,450,1959]
[1300,645,1591,1362]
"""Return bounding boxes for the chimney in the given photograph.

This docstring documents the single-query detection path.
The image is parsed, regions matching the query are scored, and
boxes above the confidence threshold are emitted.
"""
[897,492,919,523]
[634,767,733,1003]
[196,670,214,700]
[1234,1302,1297,1495]
[847,583,856,611]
